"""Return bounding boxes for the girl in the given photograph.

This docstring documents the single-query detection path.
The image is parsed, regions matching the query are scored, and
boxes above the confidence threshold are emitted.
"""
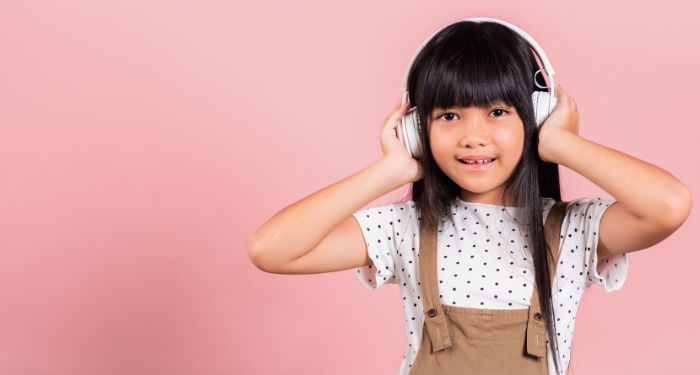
[248,19,692,375]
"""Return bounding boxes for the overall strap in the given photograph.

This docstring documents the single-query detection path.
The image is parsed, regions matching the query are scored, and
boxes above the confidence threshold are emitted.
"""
[418,221,453,352]
[525,200,569,358]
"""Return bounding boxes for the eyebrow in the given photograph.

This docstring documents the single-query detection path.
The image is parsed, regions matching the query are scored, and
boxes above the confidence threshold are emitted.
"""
[433,102,513,112]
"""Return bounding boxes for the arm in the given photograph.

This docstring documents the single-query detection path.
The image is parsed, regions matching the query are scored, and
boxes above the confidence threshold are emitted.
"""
[540,129,692,262]
[247,157,410,273]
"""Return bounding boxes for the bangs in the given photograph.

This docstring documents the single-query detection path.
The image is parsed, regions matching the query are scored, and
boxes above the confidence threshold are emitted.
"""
[411,22,531,116]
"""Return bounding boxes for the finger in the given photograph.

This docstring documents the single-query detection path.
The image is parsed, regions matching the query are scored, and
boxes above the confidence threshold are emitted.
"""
[561,86,573,106]
[557,84,573,107]
[385,105,405,128]
[394,101,410,118]
[391,100,406,115]
[401,101,410,115]
[384,110,396,125]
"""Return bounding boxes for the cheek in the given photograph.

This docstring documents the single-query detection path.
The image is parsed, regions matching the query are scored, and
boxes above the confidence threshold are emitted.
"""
[495,121,524,140]
[493,130,525,164]
[428,136,456,172]
[428,131,450,156]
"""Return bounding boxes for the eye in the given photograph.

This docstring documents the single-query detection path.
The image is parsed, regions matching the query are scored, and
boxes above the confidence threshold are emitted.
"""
[437,112,459,121]
[490,108,509,117]
[436,109,509,121]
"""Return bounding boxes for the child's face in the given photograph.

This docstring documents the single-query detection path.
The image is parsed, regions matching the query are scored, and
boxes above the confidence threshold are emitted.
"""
[428,101,525,206]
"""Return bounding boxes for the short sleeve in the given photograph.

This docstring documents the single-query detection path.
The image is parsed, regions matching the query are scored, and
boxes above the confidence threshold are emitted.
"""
[352,202,412,291]
[562,197,629,292]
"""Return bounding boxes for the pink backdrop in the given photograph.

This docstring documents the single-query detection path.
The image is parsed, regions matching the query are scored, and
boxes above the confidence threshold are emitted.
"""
[1,0,698,374]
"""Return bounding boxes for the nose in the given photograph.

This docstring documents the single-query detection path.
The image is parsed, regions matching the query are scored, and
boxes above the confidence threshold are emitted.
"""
[459,117,490,148]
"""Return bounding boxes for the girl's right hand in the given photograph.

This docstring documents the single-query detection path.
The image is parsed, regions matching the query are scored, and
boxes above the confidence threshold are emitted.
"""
[379,99,424,183]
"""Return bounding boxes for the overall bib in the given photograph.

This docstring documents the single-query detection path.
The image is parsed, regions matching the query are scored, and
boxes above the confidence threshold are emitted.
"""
[408,201,569,375]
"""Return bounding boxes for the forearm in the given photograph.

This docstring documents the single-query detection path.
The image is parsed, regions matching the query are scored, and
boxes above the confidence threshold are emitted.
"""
[542,129,691,224]
[248,157,409,265]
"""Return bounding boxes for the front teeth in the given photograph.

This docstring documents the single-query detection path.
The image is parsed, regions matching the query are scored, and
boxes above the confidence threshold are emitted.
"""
[464,159,493,164]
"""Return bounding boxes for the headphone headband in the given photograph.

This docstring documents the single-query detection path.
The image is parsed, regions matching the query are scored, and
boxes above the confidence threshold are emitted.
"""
[400,17,556,110]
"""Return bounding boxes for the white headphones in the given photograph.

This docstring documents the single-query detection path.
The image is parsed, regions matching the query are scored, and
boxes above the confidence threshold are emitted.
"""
[396,17,558,159]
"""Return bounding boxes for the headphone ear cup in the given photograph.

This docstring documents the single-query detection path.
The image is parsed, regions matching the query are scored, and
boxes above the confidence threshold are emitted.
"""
[397,107,423,159]
[531,91,557,127]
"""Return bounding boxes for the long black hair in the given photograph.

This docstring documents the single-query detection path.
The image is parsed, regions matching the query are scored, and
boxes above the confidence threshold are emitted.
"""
[406,20,563,373]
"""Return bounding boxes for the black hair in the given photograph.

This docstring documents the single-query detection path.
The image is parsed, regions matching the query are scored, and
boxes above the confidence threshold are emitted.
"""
[405,20,564,373]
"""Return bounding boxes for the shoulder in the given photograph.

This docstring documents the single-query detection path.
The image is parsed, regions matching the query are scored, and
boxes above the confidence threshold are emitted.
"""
[555,196,627,291]
[563,197,617,223]
[353,200,417,222]
[538,196,615,220]
[543,196,617,245]
[352,201,418,291]
[352,201,418,241]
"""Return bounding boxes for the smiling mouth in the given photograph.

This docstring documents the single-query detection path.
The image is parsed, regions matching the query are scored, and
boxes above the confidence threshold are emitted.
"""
[458,158,497,165]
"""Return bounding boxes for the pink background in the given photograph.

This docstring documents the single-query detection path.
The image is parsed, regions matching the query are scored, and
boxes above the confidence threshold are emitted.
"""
[1,0,698,374]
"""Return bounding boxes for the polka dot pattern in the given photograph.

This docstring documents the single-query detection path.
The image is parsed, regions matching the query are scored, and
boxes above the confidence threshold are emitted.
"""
[352,196,628,375]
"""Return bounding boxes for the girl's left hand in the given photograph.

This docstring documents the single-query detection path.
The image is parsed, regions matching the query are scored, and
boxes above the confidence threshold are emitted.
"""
[538,84,579,162]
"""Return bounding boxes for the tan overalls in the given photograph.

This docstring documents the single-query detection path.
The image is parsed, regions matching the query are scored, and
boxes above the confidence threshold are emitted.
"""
[408,201,568,375]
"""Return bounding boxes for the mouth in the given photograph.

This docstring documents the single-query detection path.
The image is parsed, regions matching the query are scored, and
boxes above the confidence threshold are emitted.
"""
[458,157,497,172]
[458,157,497,165]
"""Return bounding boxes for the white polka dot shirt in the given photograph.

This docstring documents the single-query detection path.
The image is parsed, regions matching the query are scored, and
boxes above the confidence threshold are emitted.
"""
[353,196,629,375]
